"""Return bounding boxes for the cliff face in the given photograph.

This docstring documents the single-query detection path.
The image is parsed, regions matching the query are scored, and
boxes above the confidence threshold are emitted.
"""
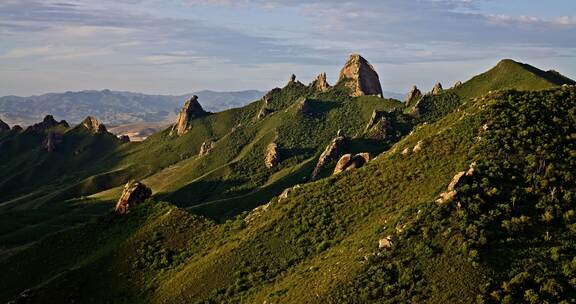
[338,54,383,97]
[170,96,208,136]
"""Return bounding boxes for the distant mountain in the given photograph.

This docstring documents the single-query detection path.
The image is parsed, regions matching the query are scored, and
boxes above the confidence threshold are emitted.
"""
[0,89,265,127]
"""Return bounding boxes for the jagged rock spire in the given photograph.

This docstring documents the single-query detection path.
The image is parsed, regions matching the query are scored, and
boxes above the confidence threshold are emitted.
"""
[170,95,208,136]
[26,115,69,132]
[430,83,443,95]
[405,85,422,104]
[81,116,107,133]
[337,54,383,97]
[310,72,330,92]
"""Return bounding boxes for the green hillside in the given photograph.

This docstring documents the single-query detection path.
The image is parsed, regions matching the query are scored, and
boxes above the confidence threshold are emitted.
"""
[1,85,574,303]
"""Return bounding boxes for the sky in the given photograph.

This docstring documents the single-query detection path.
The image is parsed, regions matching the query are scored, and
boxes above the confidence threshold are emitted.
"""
[1,0,576,96]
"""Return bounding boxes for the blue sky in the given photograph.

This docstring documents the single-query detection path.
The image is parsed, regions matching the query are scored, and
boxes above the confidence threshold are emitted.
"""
[1,0,575,96]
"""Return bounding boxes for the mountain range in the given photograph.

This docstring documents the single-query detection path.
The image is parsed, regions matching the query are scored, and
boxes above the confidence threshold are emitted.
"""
[0,54,574,303]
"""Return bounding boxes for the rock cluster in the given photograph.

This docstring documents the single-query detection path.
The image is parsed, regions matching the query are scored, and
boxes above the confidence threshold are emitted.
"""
[312,135,346,179]
[42,132,63,152]
[364,110,394,140]
[310,72,330,92]
[436,162,477,204]
[405,85,422,104]
[0,118,9,132]
[26,115,69,133]
[81,116,107,134]
[265,142,281,168]
[338,54,383,97]
[430,83,443,95]
[199,140,215,156]
[115,181,152,215]
[333,153,370,175]
[170,96,208,136]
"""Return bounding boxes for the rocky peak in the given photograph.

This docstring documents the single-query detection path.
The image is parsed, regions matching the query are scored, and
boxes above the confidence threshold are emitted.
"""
[286,74,304,87]
[115,181,152,215]
[26,115,69,132]
[0,118,9,132]
[430,83,443,95]
[81,116,107,133]
[170,95,208,136]
[310,72,330,92]
[264,142,281,169]
[337,54,383,97]
[312,135,346,179]
[405,85,422,104]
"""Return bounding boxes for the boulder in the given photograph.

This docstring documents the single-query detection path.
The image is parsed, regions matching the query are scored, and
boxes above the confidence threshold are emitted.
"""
[430,83,443,95]
[378,236,393,249]
[0,118,9,132]
[310,72,330,92]
[405,85,422,104]
[436,164,476,205]
[337,54,383,97]
[265,142,281,168]
[279,185,301,202]
[333,153,370,175]
[81,116,107,134]
[312,135,346,179]
[170,95,208,136]
[199,140,215,156]
[413,140,424,153]
[42,132,63,152]
[26,115,69,132]
[115,181,152,215]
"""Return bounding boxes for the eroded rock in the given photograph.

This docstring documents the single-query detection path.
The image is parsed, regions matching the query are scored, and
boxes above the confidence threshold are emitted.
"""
[333,153,370,175]
[170,96,208,136]
[337,54,383,97]
[115,181,152,215]
[312,135,346,179]
[81,116,107,134]
[405,85,423,104]
[310,72,330,92]
[430,83,443,95]
[199,140,215,156]
[365,110,394,140]
[265,142,281,168]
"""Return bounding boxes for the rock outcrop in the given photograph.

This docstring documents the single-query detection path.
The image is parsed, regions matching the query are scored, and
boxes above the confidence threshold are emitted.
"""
[199,140,215,156]
[81,116,107,134]
[310,72,330,92]
[26,115,69,132]
[286,74,304,87]
[265,142,281,168]
[0,119,9,132]
[119,135,130,143]
[452,80,462,88]
[436,162,477,204]
[311,135,346,179]
[364,110,394,140]
[337,54,383,97]
[170,96,208,136]
[115,181,152,215]
[378,236,393,249]
[296,98,312,115]
[262,88,281,106]
[333,153,370,175]
[42,132,63,152]
[257,107,272,119]
[430,83,443,95]
[405,85,422,104]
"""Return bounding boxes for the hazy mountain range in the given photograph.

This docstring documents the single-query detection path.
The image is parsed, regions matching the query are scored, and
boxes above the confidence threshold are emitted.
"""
[0,89,266,127]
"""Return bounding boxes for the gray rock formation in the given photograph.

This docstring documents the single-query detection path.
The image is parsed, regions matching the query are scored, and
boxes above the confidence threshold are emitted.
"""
[312,135,346,179]
[25,115,69,133]
[81,116,107,134]
[115,181,152,215]
[42,132,63,152]
[405,85,422,104]
[310,72,330,92]
[170,96,208,136]
[199,140,215,156]
[337,54,383,97]
[265,142,281,168]
[430,83,443,95]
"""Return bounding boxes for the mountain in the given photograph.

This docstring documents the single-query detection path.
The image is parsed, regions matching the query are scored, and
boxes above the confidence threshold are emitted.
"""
[0,55,575,303]
[0,89,265,127]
